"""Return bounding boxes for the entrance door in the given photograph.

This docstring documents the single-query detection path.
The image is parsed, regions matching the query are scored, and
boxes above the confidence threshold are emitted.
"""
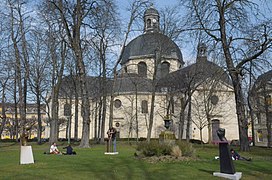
[212,119,220,142]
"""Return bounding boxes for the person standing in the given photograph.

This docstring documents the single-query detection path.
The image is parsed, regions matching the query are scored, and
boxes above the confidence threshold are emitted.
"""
[107,127,117,152]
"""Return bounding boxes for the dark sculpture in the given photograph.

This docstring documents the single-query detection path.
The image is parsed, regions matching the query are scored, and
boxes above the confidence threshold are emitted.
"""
[216,128,236,174]
[217,128,227,141]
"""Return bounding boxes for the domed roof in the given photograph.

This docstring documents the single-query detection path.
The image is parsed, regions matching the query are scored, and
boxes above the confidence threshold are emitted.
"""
[121,32,184,65]
[157,60,232,90]
[144,7,159,17]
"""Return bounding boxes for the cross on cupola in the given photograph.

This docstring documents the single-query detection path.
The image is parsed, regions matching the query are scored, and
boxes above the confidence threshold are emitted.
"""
[144,5,160,33]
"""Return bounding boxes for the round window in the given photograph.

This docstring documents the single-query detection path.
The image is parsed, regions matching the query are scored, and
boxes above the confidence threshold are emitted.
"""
[114,99,122,108]
[210,95,219,105]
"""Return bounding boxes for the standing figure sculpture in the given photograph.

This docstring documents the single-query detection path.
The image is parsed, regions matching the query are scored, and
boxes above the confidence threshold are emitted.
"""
[107,127,117,152]
[216,128,236,174]
[20,125,32,146]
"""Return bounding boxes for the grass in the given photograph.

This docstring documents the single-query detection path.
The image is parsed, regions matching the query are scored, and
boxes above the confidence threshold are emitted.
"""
[0,141,272,180]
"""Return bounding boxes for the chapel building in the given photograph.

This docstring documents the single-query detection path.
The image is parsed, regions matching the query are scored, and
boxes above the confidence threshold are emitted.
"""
[51,6,239,143]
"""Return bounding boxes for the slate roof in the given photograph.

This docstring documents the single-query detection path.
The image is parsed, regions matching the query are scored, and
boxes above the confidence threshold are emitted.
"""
[59,76,112,100]
[121,32,184,65]
[254,70,272,88]
[250,70,272,94]
[157,60,232,91]
[58,74,156,99]
[113,73,154,93]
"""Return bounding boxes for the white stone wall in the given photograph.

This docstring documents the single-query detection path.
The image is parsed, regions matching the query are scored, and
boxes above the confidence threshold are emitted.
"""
[190,83,239,142]
[54,80,239,143]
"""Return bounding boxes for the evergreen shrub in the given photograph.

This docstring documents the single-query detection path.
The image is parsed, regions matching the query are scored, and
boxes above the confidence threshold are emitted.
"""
[135,140,195,157]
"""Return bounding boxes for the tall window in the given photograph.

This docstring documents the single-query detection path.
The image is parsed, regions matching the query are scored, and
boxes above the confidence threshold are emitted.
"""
[141,100,148,113]
[161,62,170,77]
[211,119,220,141]
[138,62,147,77]
[147,19,151,28]
[64,104,71,116]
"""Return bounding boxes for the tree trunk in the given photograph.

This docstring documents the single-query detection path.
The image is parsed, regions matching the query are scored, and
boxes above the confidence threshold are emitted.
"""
[94,101,98,142]
[135,86,139,141]
[147,90,156,142]
[100,44,107,143]
[79,74,91,148]
[207,117,212,144]
[232,75,249,151]
[36,87,42,144]
[0,86,7,139]
[186,94,192,142]
[49,97,59,144]
[74,91,79,141]
[264,91,272,147]
[13,76,19,141]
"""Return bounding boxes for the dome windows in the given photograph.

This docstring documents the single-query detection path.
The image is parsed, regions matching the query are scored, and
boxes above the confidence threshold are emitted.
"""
[161,61,170,77]
[138,62,147,77]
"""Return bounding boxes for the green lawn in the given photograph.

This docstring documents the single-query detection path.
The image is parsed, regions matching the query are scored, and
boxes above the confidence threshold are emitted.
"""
[0,141,271,180]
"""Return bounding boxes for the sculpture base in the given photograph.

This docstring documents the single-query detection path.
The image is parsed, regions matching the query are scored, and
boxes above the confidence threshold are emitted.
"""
[159,130,176,145]
[20,146,34,164]
[104,152,119,155]
[213,172,242,180]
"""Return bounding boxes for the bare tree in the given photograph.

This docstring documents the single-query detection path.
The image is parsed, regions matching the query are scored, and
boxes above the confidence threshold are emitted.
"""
[28,29,51,144]
[37,0,67,144]
[50,0,100,147]
[89,0,120,143]
[182,0,272,151]
[8,0,32,137]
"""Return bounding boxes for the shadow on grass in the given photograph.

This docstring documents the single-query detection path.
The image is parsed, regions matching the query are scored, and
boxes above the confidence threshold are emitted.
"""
[198,168,214,175]
[0,142,18,148]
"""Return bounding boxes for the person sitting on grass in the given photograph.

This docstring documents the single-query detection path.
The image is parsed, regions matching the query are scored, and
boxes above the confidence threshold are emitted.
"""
[230,148,251,161]
[50,142,61,155]
[63,144,76,155]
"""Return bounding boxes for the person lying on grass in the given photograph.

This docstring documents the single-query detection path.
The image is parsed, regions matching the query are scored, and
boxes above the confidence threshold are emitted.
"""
[230,148,251,161]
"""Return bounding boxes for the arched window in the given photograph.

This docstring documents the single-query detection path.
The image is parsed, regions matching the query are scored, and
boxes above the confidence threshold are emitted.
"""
[138,62,147,77]
[211,119,220,142]
[147,19,151,28]
[141,100,148,113]
[64,104,71,116]
[161,61,170,77]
